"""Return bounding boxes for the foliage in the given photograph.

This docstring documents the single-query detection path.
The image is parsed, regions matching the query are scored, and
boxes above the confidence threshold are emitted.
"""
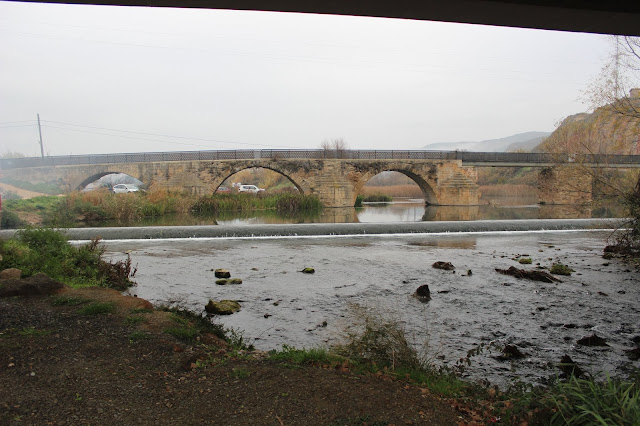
[0,209,23,229]
[354,195,363,207]
[550,374,640,425]
[518,258,532,264]
[0,228,136,289]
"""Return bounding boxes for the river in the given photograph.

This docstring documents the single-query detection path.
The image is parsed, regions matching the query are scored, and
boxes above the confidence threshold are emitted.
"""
[99,226,639,388]
[85,196,625,228]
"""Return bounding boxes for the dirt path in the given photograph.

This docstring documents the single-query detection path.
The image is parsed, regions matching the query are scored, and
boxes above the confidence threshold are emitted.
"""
[0,287,466,425]
[0,182,48,199]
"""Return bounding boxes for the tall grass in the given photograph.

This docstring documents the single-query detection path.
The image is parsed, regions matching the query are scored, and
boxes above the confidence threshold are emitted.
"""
[3,190,322,227]
[361,184,422,198]
[551,375,640,425]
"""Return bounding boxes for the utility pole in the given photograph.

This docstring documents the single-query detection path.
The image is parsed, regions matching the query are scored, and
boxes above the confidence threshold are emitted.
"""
[37,113,44,158]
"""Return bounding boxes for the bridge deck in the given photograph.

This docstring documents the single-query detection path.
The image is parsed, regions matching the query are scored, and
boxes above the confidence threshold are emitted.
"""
[1,149,639,169]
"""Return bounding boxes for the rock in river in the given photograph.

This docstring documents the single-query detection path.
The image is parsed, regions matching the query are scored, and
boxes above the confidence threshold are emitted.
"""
[414,285,431,302]
[214,269,231,279]
[205,300,241,315]
[215,278,243,285]
[432,261,454,271]
[577,333,609,347]
[495,266,561,283]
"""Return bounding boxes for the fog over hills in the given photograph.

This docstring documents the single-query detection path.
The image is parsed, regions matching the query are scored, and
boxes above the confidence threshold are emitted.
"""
[420,131,551,152]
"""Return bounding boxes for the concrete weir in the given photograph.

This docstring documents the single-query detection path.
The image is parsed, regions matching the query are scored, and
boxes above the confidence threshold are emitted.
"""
[0,218,624,241]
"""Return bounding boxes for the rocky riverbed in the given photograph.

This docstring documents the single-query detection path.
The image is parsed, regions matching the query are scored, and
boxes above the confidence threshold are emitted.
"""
[98,228,640,388]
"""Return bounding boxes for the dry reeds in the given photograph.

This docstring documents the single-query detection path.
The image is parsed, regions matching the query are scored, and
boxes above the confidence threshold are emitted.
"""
[361,184,422,198]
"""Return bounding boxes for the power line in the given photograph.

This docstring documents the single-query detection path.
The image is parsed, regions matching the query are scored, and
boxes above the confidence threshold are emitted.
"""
[0,123,37,129]
[41,123,301,149]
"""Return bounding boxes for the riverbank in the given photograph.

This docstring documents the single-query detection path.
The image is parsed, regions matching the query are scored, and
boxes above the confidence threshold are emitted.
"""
[0,285,467,425]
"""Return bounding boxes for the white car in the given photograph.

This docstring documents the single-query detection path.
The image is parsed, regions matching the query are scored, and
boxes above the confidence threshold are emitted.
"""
[112,184,140,193]
[237,184,265,194]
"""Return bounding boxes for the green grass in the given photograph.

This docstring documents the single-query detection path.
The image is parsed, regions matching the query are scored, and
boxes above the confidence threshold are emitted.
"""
[18,327,51,337]
[518,258,533,264]
[269,345,344,365]
[78,301,116,315]
[164,326,199,342]
[231,367,251,379]
[51,296,88,306]
[124,316,146,326]
[128,331,150,343]
[129,307,153,314]
[551,375,640,425]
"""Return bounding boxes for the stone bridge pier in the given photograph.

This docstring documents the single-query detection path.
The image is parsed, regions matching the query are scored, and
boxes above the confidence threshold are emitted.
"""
[3,158,480,207]
[538,166,593,205]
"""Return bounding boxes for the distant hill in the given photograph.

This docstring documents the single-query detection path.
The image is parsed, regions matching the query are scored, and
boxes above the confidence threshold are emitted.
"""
[421,131,551,152]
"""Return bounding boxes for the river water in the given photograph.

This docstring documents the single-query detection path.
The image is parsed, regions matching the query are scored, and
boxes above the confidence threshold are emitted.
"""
[88,197,625,228]
[101,227,640,388]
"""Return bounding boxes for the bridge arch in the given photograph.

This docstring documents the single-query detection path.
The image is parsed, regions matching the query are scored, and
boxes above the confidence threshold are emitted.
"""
[75,171,146,191]
[355,168,438,205]
[215,164,305,193]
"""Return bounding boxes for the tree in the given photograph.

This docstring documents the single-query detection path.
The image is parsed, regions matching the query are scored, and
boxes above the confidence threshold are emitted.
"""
[583,36,640,256]
[320,138,349,158]
[584,36,640,119]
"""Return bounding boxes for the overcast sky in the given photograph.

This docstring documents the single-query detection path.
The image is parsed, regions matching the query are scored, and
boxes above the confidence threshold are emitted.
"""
[0,1,611,156]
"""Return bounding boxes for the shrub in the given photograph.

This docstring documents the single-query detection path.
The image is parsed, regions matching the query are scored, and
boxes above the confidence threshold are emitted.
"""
[333,304,423,371]
[0,228,136,289]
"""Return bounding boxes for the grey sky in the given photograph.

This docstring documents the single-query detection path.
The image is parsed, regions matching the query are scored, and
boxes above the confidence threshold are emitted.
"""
[1,1,610,156]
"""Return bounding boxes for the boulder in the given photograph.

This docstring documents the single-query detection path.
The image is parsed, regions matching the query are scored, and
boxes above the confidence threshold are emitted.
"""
[577,333,609,347]
[0,268,22,280]
[414,284,431,302]
[215,278,243,285]
[0,273,66,297]
[205,299,241,315]
[432,261,454,271]
[214,269,231,279]
[497,344,527,361]
[558,355,585,378]
[495,266,561,283]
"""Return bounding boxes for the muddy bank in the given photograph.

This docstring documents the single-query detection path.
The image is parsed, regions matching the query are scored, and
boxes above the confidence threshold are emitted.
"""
[0,218,624,240]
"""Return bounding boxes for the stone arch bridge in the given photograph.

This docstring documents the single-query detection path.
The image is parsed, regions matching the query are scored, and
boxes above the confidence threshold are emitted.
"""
[2,150,638,207]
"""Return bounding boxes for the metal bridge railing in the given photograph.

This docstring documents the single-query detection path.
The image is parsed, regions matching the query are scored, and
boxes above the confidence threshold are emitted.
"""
[1,149,639,169]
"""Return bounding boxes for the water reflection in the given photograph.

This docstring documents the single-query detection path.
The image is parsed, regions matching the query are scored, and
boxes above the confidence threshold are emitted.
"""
[83,196,625,228]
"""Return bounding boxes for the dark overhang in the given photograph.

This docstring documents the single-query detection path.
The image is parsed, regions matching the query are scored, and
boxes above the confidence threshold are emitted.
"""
[11,0,640,36]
